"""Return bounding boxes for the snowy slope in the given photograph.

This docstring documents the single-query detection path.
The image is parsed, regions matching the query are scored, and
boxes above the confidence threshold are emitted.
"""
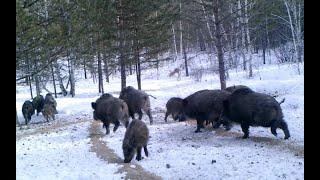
[16,53,304,180]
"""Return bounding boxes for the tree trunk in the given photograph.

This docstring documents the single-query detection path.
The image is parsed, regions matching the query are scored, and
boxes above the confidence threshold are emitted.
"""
[97,49,104,94]
[119,0,126,91]
[103,53,109,83]
[134,32,141,90]
[179,1,183,56]
[183,47,189,77]
[284,0,298,62]
[55,62,68,96]
[262,44,266,64]
[238,0,247,71]
[198,29,206,51]
[129,61,133,75]
[33,56,41,96]
[29,77,33,99]
[120,51,126,91]
[200,0,214,41]
[83,59,87,79]
[51,62,57,98]
[182,32,189,77]
[64,1,75,97]
[69,53,75,97]
[35,76,41,96]
[172,23,178,60]
[136,59,141,90]
[213,0,226,90]
[156,54,160,80]
[244,0,252,77]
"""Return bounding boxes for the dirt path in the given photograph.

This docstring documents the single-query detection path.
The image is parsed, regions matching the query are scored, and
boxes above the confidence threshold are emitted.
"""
[88,121,162,180]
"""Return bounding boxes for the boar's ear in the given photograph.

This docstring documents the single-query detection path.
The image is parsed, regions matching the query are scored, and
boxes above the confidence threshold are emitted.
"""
[91,102,96,109]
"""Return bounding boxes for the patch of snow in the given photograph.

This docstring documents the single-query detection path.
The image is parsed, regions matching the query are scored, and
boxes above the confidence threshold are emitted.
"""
[16,121,125,180]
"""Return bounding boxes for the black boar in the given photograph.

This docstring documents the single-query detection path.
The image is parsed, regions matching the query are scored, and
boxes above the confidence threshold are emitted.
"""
[91,96,129,134]
[221,88,290,139]
[225,85,252,93]
[22,100,35,125]
[44,93,58,114]
[119,86,153,124]
[94,93,114,128]
[122,119,149,163]
[182,89,232,133]
[42,103,55,122]
[33,95,44,116]
[164,97,186,122]
[99,93,113,100]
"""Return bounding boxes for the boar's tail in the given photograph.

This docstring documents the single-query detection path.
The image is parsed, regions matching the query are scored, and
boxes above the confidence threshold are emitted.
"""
[278,98,285,105]
[148,94,157,99]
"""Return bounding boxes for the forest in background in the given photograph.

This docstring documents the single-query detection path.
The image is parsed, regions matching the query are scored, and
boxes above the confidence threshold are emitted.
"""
[16,0,304,97]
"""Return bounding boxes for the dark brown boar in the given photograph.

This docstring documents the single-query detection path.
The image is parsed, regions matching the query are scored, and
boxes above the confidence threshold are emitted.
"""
[42,103,55,122]
[91,96,129,134]
[164,97,186,122]
[182,89,232,133]
[225,85,252,93]
[221,88,290,139]
[22,100,35,125]
[122,119,149,163]
[119,86,153,124]
[33,95,44,116]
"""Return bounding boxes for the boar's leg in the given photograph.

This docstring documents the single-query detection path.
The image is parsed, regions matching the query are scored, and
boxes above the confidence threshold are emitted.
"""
[207,112,219,129]
[240,123,250,139]
[199,121,205,128]
[212,121,221,129]
[28,115,32,124]
[146,109,153,125]
[279,121,290,139]
[178,114,186,122]
[138,110,143,120]
[104,122,110,134]
[164,111,169,122]
[129,110,135,119]
[143,146,148,157]
[24,117,27,125]
[113,120,120,132]
[272,120,290,139]
[270,122,278,137]
[216,113,232,131]
[222,120,232,131]
[195,119,203,133]
[136,147,142,161]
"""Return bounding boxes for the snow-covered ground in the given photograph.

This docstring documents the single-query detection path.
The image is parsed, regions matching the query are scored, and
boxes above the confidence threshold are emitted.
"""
[16,53,304,180]
[16,121,126,180]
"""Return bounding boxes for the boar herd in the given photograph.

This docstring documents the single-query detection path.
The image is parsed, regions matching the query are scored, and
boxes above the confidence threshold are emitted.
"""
[91,85,290,163]
[21,93,58,125]
[91,86,152,163]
